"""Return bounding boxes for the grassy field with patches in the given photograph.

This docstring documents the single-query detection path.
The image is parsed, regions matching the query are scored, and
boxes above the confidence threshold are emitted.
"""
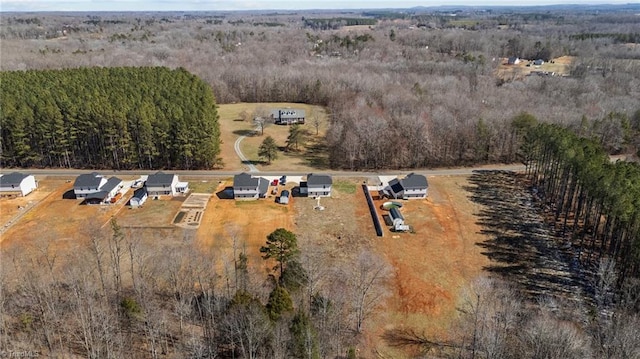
[217,103,329,172]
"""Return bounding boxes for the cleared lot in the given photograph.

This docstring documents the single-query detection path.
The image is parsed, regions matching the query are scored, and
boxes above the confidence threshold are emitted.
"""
[0,178,129,251]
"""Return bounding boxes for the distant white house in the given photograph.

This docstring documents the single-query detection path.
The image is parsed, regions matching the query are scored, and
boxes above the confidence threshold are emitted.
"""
[387,173,428,200]
[145,172,189,197]
[233,172,269,199]
[301,173,332,198]
[0,172,37,197]
[533,59,545,66]
[73,173,123,204]
[270,109,306,125]
[507,56,520,65]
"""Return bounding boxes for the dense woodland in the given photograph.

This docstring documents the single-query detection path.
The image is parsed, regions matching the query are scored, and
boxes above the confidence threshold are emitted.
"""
[2,6,640,358]
[1,6,639,169]
[0,67,221,169]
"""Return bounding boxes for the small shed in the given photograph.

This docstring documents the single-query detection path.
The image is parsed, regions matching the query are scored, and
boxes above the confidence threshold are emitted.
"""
[507,56,520,65]
[279,190,290,204]
[533,59,544,66]
[389,207,404,226]
[130,187,148,208]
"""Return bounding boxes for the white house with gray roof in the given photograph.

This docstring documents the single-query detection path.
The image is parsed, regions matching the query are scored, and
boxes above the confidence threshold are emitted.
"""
[303,173,332,198]
[388,173,428,200]
[270,109,305,125]
[73,172,123,203]
[0,172,37,197]
[233,172,269,199]
[145,172,189,197]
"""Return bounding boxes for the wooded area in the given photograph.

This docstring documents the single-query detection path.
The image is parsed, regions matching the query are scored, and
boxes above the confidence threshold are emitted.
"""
[521,119,640,286]
[1,7,639,169]
[0,67,221,169]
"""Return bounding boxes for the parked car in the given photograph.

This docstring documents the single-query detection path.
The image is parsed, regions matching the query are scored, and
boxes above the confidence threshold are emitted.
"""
[280,175,287,185]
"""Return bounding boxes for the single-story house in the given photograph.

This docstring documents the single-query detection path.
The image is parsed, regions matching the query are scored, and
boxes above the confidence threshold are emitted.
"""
[387,173,428,200]
[533,59,545,66]
[302,173,332,198]
[0,172,37,197]
[233,172,269,199]
[507,56,520,65]
[145,172,189,197]
[271,109,306,125]
[130,187,148,208]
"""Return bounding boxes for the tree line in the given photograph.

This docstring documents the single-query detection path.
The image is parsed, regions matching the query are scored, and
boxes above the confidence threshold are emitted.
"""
[519,116,640,286]
[0,66,221,169]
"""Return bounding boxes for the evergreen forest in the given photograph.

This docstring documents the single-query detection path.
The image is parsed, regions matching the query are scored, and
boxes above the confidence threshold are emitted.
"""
[0,67,221,169]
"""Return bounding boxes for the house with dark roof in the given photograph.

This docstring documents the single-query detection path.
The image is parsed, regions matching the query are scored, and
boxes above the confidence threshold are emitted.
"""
[233,172,269,199]
[84,177,124,204]
[130,187,148,208]
[145,172,189,197]
[387,173,428,200]
[303,173,332,198]
[73,173,123,203]
[74,172,108,198]
[0,172,37,197]
[507,56,520,65]
[270,109,306,125]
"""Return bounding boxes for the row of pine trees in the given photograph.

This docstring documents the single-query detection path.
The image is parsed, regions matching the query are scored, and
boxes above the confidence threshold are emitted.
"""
[520,119,640,285]
[0,67,221,169]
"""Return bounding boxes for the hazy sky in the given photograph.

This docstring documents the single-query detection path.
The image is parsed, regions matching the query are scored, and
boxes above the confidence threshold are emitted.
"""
[0,0,636,12]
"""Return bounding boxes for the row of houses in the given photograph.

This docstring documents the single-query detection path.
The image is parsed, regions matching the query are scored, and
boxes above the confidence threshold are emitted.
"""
[232,173,333,199]
[2,171,428,204]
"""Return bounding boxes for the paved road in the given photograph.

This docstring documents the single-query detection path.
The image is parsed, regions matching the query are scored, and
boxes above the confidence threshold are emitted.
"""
[4,164,526,178]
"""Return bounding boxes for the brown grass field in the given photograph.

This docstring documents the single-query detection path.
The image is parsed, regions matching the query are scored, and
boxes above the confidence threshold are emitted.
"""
[0,178,130,251]
[0,172,490,357]
[217,103,329,172]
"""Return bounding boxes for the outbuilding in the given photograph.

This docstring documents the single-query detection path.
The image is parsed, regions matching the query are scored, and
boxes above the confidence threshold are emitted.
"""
[389,207,405,226]
[130,187,148,208]
[279,190,290,204]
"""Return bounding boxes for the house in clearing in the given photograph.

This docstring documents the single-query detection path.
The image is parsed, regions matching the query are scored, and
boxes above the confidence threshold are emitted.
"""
[130,187,148,208]
[301,173,332,198]
[0,172,37,197]
[387,173,428,200]
[270,109,305,125]
[145,172,189,197]
[233,172,269,199]
[73,173,123,204]
[533,59,545,66]
[507,56,521,65]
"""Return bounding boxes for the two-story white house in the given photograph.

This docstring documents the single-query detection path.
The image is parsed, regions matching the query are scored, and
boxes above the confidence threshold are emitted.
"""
[73,172,123,203]
[388,173,428,200]
[305,173,332,198]
[145,172,189,197]
[0,172,37,197]
[73,172,108,198]
[233,172,269,199]
[270,109,306,125]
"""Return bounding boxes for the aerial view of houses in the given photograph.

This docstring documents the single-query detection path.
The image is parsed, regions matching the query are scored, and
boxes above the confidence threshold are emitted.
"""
[0,172,37,197]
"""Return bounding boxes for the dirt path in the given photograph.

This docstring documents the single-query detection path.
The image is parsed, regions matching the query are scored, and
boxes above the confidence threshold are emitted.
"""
[233,125,259,172]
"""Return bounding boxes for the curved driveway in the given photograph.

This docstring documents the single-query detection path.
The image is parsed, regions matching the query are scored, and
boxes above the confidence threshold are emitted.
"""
[233,132,259,173]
